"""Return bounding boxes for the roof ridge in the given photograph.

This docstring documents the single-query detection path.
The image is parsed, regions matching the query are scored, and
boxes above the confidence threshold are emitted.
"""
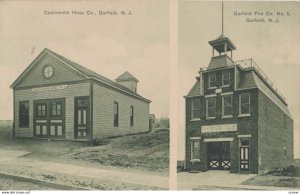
[12,48,150,103]
[115,71,139,82]
[44,49,150,102]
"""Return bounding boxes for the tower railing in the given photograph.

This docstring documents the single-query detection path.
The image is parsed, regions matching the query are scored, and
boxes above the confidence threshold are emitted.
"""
[234,58,285,101]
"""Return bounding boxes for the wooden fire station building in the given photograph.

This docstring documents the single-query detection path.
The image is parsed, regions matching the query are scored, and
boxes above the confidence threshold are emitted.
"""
[11,48,151,141]
[185,35,294,174]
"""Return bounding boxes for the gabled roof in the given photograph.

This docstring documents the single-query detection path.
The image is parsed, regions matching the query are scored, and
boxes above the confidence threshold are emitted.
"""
[115,71,139,82]
[11,48,151,103]
[186,78,201,97]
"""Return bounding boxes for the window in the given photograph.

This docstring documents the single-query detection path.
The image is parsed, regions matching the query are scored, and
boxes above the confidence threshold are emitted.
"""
[114,102,119,127]
[191,99,201,119]
[239,93,250,115]
[130,106,134,126]
[283,147,287,158]
[51,102,62,116]
[222,95,233,117]
[77,98,88,107]
[206,97,216,118]
[43,65,54,78]
[240,138,250,146]
[222,72,230,86]
[191,140,200,160]
[19,101,29,128]
[37,103,47,117]
[208,74,216,88]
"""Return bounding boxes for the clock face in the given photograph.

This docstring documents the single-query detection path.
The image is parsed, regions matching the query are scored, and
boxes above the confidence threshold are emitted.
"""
[43,65,54,78]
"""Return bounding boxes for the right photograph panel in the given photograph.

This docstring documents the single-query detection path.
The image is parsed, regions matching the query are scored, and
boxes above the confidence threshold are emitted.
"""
[177,1,300,190]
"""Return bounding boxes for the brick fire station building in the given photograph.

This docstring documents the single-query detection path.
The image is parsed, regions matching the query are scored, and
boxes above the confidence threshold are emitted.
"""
[185,35,293,174]
[11,48,151,142]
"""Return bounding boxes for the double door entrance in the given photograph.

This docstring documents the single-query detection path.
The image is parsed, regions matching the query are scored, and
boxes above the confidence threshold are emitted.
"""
[207,141,231,170]
[34,98,65,138]
[206,140,250,172]
[33,96,90,140]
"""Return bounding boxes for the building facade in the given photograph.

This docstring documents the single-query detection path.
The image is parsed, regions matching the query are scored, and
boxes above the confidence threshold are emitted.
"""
[185,35,293,174]
[11,48,151,142]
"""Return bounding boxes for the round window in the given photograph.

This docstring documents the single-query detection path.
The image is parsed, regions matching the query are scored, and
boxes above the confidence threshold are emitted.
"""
[43,65,54,78]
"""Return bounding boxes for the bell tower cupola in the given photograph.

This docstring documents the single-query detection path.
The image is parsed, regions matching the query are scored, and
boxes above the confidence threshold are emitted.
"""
[207,1,237,70]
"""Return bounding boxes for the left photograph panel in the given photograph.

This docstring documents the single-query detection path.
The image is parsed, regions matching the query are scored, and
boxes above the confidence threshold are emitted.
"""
[0,0,169,190]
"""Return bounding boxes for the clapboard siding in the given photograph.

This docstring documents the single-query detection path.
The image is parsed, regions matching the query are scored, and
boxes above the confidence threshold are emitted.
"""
[14,82,90,139]
[16,54,84,88]
[93,83,149,138]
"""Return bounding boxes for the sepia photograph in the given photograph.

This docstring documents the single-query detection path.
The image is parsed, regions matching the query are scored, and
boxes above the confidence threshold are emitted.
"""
[0,0,169,190]
[177,0,300,190]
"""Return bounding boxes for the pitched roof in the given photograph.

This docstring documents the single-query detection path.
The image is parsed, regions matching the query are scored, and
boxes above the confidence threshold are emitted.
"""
[237,70,290,116]
[12,48,151,103]
[185,68,290,117]
[208,35,237,53]
[237,70,257,89]
[186,78,201,97]
[207,55,234,70]
[115,71,139,82]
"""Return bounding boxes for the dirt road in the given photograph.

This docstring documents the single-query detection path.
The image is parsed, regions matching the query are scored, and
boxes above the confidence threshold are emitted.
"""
[0,149,168,190]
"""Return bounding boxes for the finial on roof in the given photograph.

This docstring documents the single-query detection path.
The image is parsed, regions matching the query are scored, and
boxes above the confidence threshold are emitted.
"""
[222,0,224,36]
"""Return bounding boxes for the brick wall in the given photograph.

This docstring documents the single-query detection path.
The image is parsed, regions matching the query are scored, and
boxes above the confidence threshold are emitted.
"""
[257,90,294,173]
[185,88,259,173]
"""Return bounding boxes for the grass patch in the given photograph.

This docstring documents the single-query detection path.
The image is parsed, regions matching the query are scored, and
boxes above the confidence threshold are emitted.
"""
[71,129,169,172]
[0,121,168,173]
[242,175,300,188]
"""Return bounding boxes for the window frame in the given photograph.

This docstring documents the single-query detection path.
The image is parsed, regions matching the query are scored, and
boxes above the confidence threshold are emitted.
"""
[51,101,62,117]
[19,101,29,128]
[130,105,134,126]
[222,72,230,87]
[283,147,287,158]
[191,99,201,120]
[206,97,216,119]
[222,94,233,117]
[208,74,217,88]
[190,139,201,160]
[36,103,47,118]
[113,101,119,127]
[240,138,250,147]
[43,65,54,79]
[239,93,251,116]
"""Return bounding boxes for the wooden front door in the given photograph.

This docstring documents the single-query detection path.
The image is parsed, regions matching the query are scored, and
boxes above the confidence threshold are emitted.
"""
[207,141,231,170]
[74,97,90,139]
[34,99,65,138]
[240,147,249,171]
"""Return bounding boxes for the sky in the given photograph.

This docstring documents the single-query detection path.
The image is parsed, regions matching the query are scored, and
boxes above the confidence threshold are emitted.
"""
[0,0,169,120]
[1,0,299,161]
[178,1,300,159]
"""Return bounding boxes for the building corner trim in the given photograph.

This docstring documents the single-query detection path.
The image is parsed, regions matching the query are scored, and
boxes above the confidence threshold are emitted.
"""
[12,90,15,138]
[89,82,94,145]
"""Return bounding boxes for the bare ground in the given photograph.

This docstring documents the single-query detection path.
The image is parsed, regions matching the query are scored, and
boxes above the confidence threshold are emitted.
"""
[0,121,169,190]
[0,177,55,190]
[241,175,300,188]
[0,121,168,175]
